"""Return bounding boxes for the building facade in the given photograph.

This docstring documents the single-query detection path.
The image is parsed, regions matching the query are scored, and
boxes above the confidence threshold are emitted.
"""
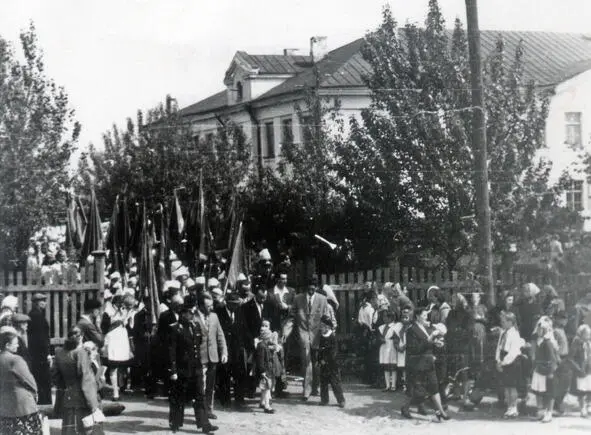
[178,31,591,215]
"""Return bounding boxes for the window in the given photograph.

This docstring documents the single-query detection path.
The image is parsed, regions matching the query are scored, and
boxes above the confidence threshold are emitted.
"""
[301,115,314,143]
[565,112,582,148]
[566,180,583,211]
[264,121,275,158]
[236,82,243,102]
[281,118,293,145]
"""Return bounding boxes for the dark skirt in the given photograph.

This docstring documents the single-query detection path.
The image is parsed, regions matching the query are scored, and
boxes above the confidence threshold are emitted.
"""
[499,358,522,388]
[408,368,439,399]
[61,408,105,435]
[0,412,42,435]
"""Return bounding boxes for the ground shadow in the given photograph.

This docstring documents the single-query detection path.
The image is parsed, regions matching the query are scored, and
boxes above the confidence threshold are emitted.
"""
[103,419,170,433]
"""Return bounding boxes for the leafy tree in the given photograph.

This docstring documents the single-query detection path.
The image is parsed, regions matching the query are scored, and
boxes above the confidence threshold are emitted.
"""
[76,95,252,254]
[336,1,578,270]
[0,23,79,264]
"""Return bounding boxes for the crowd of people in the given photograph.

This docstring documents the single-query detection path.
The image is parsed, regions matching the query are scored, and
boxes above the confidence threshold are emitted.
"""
[356,281,591,423]
[1,245,591,434]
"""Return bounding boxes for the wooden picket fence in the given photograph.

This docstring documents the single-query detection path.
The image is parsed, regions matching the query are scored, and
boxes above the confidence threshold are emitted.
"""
[0,252,106,345]
[318,261,591,339]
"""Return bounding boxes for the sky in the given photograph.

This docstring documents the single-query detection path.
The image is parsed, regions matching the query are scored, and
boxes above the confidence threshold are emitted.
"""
[1,0,590,154]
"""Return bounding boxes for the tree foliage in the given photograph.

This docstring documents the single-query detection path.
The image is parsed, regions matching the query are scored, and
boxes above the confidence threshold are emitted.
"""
[76,96,252,250]
[0,23,79,263]
[335,1,578,269]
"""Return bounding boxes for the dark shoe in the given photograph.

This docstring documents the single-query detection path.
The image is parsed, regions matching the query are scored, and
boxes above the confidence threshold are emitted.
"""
[436,411,451,421]
[301,396,309,402]
[401,406,412,419]
[264,407,275,414]
[320,401,328,406]
[258,404,265,409]
[311,390,319,396]
[202,424,219,433]
[207,413,217,420]
[338,401,346,408]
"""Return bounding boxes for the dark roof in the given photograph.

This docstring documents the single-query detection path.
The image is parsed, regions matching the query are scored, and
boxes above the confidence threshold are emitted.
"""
[177,89,227,117]
[180,31,591,117]
[478,31,591,86]
[235,51,311,75]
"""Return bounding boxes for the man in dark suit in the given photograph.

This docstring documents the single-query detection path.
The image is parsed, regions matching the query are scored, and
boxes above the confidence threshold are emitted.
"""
[155,293,183,393]
[28,293,52,404]
[239,283,275,397]
[214,292,247,409]
[77,298,104,348]
[282,276,331,400]
[195,292,227,419]
[168,302,218,433]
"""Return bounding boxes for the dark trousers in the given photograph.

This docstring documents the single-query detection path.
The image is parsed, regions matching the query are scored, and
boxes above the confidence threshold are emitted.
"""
[169,376,210,431]
[217,362,242,406]
[320,363,345,405]
[205,363,217,413]
[31,360,52,405]
[554,359,572,409]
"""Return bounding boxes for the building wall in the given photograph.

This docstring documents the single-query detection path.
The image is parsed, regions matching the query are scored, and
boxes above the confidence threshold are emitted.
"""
[545,70,591,223]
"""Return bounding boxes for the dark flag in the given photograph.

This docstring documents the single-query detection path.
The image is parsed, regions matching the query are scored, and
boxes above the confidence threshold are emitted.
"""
[80,189,103,265]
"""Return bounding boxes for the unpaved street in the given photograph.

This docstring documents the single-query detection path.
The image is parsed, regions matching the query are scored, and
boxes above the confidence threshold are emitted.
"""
[49,382,591,434]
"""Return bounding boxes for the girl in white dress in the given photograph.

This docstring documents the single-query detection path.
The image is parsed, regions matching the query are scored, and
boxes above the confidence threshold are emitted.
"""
[378,311,397,391]
[392,307,410,391]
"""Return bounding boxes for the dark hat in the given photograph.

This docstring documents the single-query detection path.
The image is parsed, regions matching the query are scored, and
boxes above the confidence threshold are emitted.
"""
[226,292,241,304]
[320,314,333,328]
[12,313,31,323]
[32,293,47,302]
[180,301,195,314]
[83,299,102,311]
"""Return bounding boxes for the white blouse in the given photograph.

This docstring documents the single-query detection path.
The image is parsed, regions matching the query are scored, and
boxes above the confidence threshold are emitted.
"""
[495,326,524,366]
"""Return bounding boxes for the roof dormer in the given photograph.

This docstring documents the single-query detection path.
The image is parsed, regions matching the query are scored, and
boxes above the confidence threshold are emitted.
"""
[223,50,312,105]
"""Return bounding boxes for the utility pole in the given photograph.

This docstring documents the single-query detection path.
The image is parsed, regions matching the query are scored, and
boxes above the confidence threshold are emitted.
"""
[465,0,495,306]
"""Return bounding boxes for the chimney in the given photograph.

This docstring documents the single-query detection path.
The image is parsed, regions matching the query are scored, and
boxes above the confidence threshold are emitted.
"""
[283,48,300,56]
[310,36,328,63]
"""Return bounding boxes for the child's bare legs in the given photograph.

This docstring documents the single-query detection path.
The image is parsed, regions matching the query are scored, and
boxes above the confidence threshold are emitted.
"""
[383,371,391,390]
[541,396,554,423]
[391,371,397,391]
[580,396,588,417]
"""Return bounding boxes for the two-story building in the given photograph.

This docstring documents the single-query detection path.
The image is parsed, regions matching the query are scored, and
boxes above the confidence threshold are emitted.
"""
[178,31,591,213]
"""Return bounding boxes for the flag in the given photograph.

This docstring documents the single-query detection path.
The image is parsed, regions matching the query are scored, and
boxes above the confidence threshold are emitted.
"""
[225,221,245,291]
[138,203,160,325]
[80,189,103,265]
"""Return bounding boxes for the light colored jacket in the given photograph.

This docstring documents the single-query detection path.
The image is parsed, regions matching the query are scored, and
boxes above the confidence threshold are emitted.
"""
[0,350,38,417]
[195,312,227,364]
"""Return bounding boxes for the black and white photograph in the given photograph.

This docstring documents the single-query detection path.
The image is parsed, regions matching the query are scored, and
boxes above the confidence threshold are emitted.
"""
[1,0,591,433]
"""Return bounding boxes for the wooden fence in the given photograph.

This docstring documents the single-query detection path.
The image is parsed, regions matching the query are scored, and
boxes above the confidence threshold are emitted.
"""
[319,261,591,339]
[0,251,106,345]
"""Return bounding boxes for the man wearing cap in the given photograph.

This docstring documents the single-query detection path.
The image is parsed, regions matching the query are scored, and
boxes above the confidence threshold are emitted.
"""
[270,273,295,397]
[77,299,104,348]
[156,293,184,395]
[282,276,331,401]
[168,302,218,433]
[28,293,52,404]
[195,293,227,419]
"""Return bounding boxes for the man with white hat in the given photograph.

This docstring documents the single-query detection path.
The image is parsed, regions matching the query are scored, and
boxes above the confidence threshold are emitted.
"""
[207,278,220,293]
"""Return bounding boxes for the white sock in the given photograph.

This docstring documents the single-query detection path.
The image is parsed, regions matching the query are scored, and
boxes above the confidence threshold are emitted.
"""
[384,372,390,389]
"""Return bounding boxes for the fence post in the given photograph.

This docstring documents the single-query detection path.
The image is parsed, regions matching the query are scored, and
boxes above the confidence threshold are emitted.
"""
[92,251,106,301]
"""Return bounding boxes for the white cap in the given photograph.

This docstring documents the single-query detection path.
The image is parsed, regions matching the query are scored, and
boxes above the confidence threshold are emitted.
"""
[1,295,18,311]
[211,287,223,297]
[258,249,272,261]
[169,251,179,261]
[109,271,121,281]
[195,276,206,285]
[207,277,220,288]
[172,265,189,279]
[164,280,181,291]
[103,289,113,300]
[237,273,247,282]
[184,278,195,288]
[123,288,135,297]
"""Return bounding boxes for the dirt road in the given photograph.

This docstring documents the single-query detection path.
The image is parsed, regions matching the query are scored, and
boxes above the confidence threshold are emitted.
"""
[49,382,591,434]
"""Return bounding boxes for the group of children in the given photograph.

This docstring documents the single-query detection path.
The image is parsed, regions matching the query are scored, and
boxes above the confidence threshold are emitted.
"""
[377,310,408,392]
[497,310,591,423]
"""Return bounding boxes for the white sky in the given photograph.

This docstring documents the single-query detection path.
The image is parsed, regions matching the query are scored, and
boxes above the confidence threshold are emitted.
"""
[1,0,590,152]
